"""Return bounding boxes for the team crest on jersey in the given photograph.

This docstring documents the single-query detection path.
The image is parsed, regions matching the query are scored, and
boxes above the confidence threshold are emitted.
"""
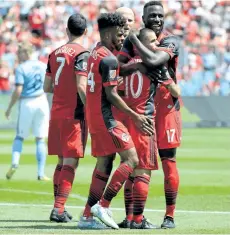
[122,133,130,142]
[109,70,116,80]
[168,43,175,50]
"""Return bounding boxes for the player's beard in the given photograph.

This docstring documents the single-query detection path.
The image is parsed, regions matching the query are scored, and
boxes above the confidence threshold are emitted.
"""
[112,38,123,51]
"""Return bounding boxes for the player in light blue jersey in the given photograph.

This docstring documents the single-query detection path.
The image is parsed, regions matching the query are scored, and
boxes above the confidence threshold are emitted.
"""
[5,42,50,181]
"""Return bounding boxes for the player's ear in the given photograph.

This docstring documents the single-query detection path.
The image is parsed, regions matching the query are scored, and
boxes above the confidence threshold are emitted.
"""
[84,28,88,36]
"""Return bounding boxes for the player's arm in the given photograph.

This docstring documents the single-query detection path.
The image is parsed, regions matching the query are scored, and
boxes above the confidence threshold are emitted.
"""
[165,82,181,98]
[75,51,90,105]
[100,56,153,135]
[5,68,23,119]
[117,37,142,76]
[43,55,53,93]
[129,33,179,67]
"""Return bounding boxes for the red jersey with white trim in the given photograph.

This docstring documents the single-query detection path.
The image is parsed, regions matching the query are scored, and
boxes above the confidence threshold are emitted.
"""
[46,43,89,120]
[86,44,119,133]
[120,30,180,82]
[123,56,156,117]
[155,84,181,115]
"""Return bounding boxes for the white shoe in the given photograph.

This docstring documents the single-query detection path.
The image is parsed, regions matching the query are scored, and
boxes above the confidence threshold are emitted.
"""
[78,216,108,229]
[91,203,119,229]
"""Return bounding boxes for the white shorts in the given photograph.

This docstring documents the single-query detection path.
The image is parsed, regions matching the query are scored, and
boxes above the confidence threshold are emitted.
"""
[17,94,49,138]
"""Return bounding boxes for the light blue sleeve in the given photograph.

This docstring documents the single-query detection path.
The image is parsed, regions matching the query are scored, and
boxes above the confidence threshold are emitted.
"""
[15,66,24,85]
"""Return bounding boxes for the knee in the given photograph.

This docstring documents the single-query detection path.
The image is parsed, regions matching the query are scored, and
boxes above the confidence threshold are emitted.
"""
[127,155,139,169]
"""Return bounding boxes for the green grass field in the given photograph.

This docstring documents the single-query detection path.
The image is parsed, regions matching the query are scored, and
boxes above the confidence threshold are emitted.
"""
[0,128,230,234]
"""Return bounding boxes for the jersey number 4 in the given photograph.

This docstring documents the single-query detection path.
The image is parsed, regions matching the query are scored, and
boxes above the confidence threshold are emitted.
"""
[87,63,95,92]
[55,57,65,85]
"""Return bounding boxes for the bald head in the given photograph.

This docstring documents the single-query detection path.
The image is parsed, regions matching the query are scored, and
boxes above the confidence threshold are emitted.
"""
[116,7,135,36]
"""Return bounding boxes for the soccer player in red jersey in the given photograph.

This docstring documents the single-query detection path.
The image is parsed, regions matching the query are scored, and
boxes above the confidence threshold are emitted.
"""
[117,1,181,229]
[78,13,153,230]
[43,13,89,223]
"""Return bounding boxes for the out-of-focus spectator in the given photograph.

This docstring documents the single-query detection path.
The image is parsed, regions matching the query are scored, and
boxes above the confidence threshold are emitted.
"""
[0,0,229,96]
[0,60,11,94]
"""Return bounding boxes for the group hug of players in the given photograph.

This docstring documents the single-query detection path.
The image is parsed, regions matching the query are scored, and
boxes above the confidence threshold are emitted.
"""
[43,0,182,230]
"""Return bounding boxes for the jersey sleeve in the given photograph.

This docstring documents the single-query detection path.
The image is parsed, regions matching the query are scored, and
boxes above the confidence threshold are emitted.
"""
[99,56,119,87]
[46,55,52,77]
[158,36,180,59]
[74,51,90,77]
[15,66,24,85]
[118,37,135,59]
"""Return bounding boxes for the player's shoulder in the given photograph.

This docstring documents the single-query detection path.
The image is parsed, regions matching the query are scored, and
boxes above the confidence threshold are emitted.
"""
[91,44,117,63]
[159,31,180,46]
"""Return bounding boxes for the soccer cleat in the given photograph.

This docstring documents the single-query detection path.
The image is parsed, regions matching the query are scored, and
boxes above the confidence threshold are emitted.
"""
[64,209,73,220]
[130,217,158,229]
[117,218,131,228]
[49,208,71,223]
[91,203,119,229]
[77,216,109,229]
[38,175,51,181]
[161,216,175,229]
[6,166,18,180]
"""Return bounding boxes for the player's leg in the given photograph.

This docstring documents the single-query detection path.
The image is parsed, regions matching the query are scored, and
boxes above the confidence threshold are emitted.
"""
[6,100,31,179]
[51,119,87,222]
[159,148,179,229]
[78,155,115,229]
[33,96,49,180]
[91,147,138,229]
[117,173,134,228]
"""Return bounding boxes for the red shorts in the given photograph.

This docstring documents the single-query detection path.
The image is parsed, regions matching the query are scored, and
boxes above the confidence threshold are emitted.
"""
[91,123,134,157]
[48,119,88,158]
[127,118,158,170]
[112,106,129,126]
[156,111,182,149]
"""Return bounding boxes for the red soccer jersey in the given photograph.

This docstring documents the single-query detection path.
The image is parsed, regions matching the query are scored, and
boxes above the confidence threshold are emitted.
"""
[46,43,89,120]
[86,44,119,133]
[123,57,156,117]
[155,84,181,116]
[120,30,180,82]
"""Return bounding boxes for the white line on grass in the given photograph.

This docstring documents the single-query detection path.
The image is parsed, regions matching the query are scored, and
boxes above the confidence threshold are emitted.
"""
[0,188,87,201]
[0,202,230,215]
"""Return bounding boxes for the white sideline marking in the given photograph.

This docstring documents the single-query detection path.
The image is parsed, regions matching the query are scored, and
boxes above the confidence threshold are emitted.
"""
[0,202,230,215]
[0,188,87,201]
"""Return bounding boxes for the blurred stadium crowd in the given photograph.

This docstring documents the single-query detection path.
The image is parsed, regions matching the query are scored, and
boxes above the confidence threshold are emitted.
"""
[0,0,230,96]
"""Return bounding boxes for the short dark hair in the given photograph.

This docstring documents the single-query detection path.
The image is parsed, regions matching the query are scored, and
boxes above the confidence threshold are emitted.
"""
[144,1,163,10]
[97,13,126,31]
[67,13,87,37]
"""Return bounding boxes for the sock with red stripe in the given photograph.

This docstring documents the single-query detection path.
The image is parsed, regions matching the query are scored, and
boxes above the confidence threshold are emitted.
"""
[162,159,179,218]
[100,163,133,208]
[124,175,134,221]
[133,174,150,223]
[53,164,62,199]
[54,165,75,214]
[83,169,110,218]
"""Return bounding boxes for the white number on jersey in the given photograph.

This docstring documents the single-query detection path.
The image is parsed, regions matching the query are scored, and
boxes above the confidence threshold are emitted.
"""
[166,129,175,143]
[88,63,95,92]
[55,57,65,85]
[125,71,143,99]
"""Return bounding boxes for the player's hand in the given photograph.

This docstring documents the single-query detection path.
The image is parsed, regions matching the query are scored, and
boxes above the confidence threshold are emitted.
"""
[128,30,138,43]
[133,114,154,136]
[5,108,11,120]
[117,76,123,86]
[147,66,171,83]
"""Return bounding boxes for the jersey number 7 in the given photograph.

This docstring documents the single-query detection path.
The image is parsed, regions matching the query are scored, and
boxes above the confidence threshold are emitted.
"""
[55,57,65,85]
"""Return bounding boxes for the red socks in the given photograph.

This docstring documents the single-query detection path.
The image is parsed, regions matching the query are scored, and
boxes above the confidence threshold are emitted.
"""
[54,165,75,214]
[53,164,62,198]
[83,169,110,218]
[162,159,179,218]
[100,163,133,208]
[133,174,150,223]
[124,175,134,221]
